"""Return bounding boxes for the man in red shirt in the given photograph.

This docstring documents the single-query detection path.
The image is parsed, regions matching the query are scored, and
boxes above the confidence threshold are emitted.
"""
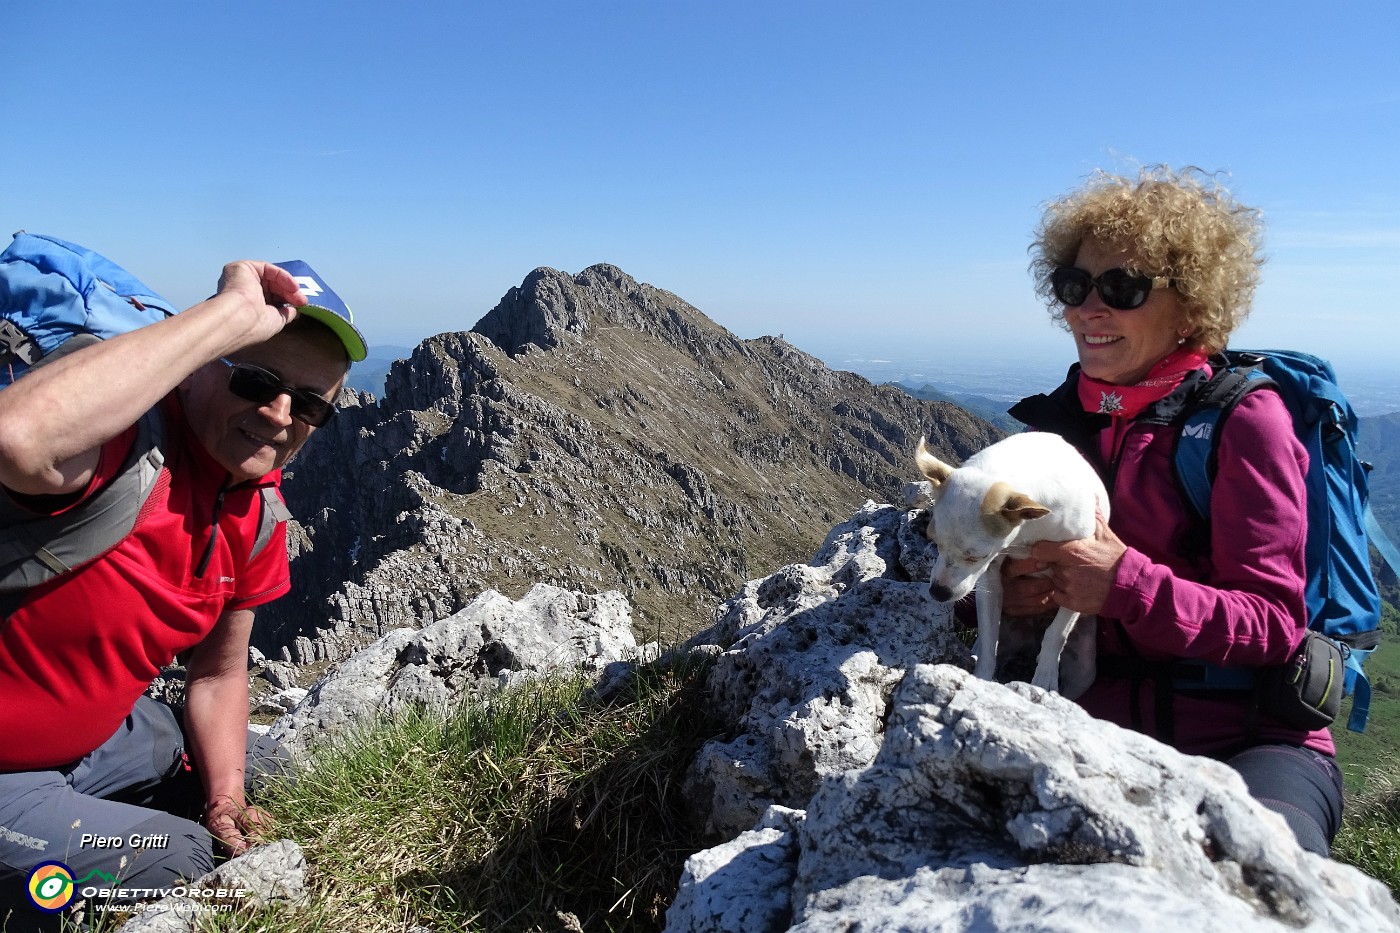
[0,259,366,925]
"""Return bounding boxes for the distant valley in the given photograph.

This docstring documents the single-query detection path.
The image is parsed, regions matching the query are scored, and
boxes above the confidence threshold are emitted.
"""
[343,341,1400,558]
[344,345,413,397]
[1362,411,1400,560]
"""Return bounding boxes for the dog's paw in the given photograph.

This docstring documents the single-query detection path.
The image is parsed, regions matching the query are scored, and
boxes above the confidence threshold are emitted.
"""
[1030,668,1061,693]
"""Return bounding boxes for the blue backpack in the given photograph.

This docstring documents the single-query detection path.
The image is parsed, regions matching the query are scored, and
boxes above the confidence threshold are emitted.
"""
[0,232,177,385]
[1174,349,1399,732]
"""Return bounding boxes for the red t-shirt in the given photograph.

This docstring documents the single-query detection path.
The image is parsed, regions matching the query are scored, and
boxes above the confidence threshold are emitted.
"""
[0,396,290,770]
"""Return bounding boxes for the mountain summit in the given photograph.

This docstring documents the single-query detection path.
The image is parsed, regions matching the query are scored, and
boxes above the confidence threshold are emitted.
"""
[256,264,1001,663]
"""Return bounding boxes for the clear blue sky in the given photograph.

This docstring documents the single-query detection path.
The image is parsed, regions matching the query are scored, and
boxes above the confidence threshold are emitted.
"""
[3,1,1397,374]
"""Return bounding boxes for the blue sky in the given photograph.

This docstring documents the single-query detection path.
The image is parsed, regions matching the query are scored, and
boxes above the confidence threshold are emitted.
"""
[3,1,1397,377]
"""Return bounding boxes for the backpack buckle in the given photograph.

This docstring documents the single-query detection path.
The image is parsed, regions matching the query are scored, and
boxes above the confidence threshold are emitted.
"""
[0,319,41,366]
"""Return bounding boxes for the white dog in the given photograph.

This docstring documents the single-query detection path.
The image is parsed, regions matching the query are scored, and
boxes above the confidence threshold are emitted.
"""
[914,432,1109,695]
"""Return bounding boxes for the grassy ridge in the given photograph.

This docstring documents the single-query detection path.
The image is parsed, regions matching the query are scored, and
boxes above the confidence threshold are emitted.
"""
[1332,625,1400,893]
[1335,765,1400,896]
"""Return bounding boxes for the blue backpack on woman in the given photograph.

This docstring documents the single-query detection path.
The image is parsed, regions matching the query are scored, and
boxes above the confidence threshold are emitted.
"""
[1174,349,1399,732]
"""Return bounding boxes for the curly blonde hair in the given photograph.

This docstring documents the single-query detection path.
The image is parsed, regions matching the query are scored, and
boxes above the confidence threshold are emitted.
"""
[1028,166,1265,353]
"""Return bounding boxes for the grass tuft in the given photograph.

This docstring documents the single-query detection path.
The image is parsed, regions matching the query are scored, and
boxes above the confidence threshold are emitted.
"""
[1334,756,1400,894]
[198,655,722,933]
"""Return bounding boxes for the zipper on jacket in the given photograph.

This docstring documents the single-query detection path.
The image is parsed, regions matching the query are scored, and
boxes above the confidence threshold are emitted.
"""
[194,476,233,579]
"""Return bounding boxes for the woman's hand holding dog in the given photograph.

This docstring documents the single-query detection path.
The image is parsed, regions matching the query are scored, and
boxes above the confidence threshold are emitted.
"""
[1001,558,1056,616]
[1003,512,1127,616]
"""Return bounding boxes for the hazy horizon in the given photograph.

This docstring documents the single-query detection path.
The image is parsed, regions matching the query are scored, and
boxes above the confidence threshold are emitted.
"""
[354,330,1400,418]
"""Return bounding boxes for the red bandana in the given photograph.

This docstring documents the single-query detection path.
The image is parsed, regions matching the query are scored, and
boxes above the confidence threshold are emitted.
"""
[1076,346,1210,419]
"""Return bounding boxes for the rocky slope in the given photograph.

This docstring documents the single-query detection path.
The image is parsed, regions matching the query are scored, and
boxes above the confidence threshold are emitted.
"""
[254,264,1001,664]
[665,499,1399,932]
[229,498,1399,933]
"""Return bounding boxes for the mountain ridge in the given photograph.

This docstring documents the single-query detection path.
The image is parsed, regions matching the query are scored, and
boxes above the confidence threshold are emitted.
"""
[255,264,1002,664]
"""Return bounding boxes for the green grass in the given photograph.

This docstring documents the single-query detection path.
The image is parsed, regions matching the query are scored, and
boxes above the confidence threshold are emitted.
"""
[1330,621,1400,894]
[199,657,723,933]
[1335,758,1400,893]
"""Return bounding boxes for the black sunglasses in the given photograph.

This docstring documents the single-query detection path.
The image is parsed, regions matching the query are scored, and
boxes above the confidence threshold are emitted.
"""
[219,358,336,427]
[1051,265,1171,311]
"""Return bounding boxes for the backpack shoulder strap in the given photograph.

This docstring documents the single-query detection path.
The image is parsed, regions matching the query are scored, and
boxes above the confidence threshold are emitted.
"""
[250,486,291,561]
[0,407,167,594]
[1171,357,1275,523]
[1365,505,1400,583]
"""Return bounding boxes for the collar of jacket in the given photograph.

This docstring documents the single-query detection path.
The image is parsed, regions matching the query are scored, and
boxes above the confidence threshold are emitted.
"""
[1008,363,1215,444]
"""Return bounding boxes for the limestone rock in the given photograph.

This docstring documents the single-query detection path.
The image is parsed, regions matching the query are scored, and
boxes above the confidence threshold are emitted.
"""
[252,687,308,716]
[670,498,1400,932]
[115,840,306,932]
[685,500,964,837]
[260,661,300,690]
[260,583,640,763]
[666,807,804,933]
[668,665,1400,932]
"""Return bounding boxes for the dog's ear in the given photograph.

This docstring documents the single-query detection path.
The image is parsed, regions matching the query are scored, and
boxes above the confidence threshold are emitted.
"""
[981,482,1052,530]
[915,437,955,489]
[1002,493,1051,523]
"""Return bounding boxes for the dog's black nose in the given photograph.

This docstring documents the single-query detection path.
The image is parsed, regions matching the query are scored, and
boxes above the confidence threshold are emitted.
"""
[928,582,953,602]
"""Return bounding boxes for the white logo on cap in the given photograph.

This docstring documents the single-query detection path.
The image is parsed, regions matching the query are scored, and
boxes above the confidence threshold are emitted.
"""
[292,276,323,298]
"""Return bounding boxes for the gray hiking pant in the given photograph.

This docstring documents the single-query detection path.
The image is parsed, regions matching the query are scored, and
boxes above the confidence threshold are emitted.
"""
[0,697,215,930]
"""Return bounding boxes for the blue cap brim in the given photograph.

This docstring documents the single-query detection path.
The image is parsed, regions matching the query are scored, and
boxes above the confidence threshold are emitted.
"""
[273,260,368,362]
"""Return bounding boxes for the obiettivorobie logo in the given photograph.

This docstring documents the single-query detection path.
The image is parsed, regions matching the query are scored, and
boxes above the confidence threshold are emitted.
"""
[24,860,249,917]
[26,860,96,913]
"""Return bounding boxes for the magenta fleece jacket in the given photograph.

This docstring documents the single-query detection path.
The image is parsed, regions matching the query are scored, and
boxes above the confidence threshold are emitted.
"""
[1013,368,1333,759]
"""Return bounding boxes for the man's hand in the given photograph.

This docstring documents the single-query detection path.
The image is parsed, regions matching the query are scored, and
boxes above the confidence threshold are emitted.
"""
[212,261,307,348]
[205,795,272,857]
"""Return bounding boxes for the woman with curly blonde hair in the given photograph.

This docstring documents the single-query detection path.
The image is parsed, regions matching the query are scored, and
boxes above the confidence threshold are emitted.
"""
[1029,166,1264,361]
[1005,166,1343,856]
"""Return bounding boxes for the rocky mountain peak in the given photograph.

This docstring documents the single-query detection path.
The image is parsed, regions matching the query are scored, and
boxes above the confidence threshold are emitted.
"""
[471,263,704,356]
[257,265,1003,666]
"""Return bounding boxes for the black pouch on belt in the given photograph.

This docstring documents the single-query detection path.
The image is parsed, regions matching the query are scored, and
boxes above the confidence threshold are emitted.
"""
[1256,630,1345,731]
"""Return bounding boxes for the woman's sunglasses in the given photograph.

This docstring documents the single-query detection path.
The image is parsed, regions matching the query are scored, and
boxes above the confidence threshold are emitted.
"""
[220,358,336,427]
[1051,265,1171,311]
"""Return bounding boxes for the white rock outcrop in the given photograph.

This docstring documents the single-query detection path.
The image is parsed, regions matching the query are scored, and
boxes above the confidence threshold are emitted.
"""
[670,666,1400,931]
[116,840,306,933]
[685,500,964,836]
[672,500,1400,931]
[260,582,642,764]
